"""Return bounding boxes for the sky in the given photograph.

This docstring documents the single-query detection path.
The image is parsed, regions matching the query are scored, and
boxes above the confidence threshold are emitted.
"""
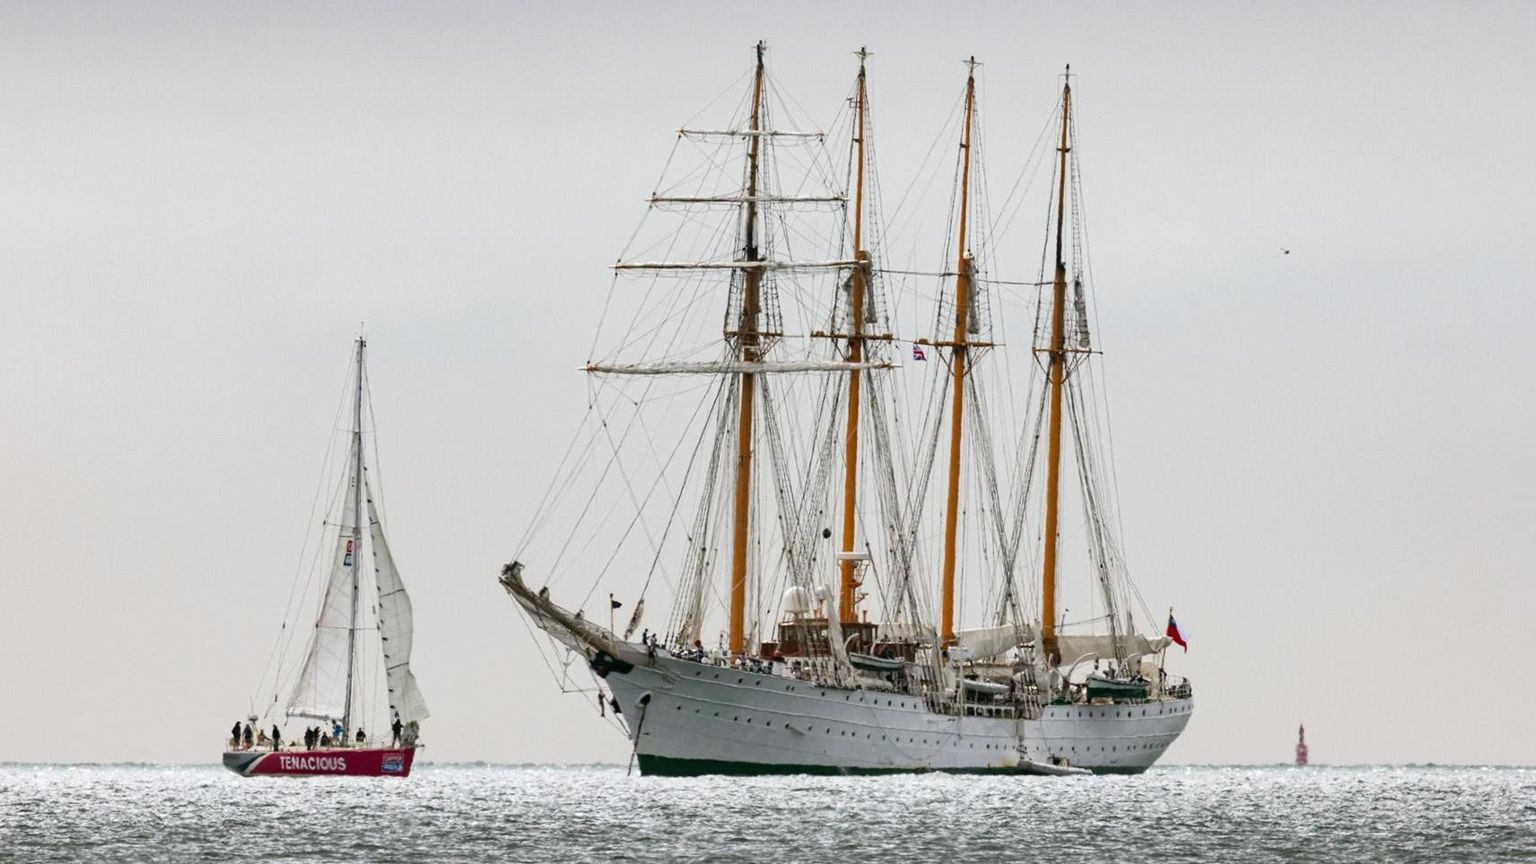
[2,1,1534,766]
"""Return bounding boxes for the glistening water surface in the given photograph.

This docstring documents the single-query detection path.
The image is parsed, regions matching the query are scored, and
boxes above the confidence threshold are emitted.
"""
[1,764,1531,862]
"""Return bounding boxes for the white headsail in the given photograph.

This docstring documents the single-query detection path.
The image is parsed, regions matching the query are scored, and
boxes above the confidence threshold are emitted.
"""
[286,446,360,722]
[367,486,430,725]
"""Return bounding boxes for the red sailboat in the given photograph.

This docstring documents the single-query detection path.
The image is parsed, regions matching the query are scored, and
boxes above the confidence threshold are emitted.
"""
[223,336,429,777]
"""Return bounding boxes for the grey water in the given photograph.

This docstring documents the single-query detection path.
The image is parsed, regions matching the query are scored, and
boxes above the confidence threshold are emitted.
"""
[0,764,1531,863]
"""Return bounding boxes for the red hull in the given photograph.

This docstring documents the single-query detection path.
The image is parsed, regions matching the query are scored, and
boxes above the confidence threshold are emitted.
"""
[222,746,417,777]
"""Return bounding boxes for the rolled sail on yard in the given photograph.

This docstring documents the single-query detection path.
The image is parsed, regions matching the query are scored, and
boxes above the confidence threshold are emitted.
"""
[367,489,430,724]
[1056,633,1171,663]
[287,448,360,721]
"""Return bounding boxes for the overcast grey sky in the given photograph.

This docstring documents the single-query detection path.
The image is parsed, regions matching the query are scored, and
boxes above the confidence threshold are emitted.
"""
[2,1,1533,766]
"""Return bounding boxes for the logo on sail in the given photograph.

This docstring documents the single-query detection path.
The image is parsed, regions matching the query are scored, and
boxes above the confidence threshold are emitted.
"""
[343,539,354,566]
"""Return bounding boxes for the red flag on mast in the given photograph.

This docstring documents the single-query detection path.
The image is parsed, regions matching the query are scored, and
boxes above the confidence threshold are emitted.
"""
[1166,612,1188,652]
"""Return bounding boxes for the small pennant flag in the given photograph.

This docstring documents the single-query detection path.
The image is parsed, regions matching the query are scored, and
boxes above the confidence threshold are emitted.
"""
[1166,611,1188,652]
[912,344,927,361]
[610,596,623,610]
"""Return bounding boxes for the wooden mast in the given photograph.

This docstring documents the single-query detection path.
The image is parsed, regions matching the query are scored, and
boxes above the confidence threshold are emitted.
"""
[729,41,767,656]
[1041,67,1072,664]
[839,48,870,624]
[940,58,978,646]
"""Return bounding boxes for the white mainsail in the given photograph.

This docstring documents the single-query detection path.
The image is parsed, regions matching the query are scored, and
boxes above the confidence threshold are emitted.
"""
[286,446,360,722]
[367,486,430,725]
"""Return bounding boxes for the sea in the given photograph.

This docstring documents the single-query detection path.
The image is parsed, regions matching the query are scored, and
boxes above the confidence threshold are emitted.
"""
[0,763,1531,863]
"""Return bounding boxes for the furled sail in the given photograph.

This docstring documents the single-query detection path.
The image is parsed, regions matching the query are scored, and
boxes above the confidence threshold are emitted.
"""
[1056,633,1171,665]
[955,623,1034,661]
[286,448,360,722]
[367,487,430,725]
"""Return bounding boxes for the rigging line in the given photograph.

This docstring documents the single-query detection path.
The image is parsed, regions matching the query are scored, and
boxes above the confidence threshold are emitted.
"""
[1065,377,1124,650]
[882,93,964,255]
[668,378,735,646]
[877,267,1052,288]
[677,64,756,134]
[963,372,1018,626]
[992,102,1061,249]
[362,358,385,531]
[512,601,585,695]
[1065,130,1141,625]
[254,347,357,707]
[544,391,649,584]
[515,407,603,555]
[605,372,729,599]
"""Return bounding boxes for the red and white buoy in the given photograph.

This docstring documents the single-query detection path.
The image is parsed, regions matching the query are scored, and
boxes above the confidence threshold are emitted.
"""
[1295,723,1309,766]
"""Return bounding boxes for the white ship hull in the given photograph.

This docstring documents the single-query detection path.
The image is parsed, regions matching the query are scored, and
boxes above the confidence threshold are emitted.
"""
[503,568,1191,776]
[606,653,1191,775]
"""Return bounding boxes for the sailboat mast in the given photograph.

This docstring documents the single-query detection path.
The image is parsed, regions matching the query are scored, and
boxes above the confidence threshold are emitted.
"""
[728,41,766,656]
[838,48,870,624]
[342,335,365,731]
[940,58,978,646]
[1041,68,1072,664]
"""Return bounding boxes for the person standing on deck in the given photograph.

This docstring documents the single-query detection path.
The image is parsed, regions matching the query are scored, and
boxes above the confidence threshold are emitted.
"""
[229,721,241,749]
[271,724,282,752]
[391,713,403,747]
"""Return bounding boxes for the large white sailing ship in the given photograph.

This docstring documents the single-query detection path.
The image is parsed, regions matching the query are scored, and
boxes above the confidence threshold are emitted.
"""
[501,44,1192,775]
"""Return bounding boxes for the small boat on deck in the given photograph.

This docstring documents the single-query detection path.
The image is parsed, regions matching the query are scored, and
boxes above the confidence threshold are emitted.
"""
[1085,675,1150,701]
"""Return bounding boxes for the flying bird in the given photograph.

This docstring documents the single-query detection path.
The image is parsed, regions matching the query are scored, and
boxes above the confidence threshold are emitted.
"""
[1281,248,1291,255]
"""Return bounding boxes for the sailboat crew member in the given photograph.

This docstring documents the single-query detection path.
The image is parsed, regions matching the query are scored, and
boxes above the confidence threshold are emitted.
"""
[271,724,282,752]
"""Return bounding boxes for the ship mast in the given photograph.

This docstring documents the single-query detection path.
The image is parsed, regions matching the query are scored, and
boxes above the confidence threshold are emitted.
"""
[838,48,871,624]
[342,334,365,732]
[728,41,767,656]
[939,58,978,646]
[1041,68,1072,664]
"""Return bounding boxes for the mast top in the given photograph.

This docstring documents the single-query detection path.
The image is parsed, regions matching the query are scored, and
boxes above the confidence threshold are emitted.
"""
[965,55,980,76]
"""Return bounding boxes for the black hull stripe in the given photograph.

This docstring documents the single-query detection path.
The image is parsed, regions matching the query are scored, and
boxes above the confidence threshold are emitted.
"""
[637,754,1147,777]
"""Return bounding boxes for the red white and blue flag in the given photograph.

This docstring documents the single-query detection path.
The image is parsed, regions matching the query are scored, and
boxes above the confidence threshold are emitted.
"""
[912,344,927,361]
[1166,612,1188,652]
